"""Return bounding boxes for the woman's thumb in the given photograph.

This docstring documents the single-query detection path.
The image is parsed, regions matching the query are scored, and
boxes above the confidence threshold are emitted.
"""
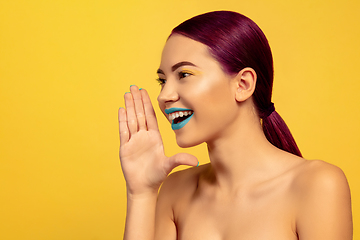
[166,153,199,173]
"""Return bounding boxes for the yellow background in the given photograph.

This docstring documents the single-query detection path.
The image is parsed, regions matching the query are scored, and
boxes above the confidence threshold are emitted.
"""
[0,0,359,239]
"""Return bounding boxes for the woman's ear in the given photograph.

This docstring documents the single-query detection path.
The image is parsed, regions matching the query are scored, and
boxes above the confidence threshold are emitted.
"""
[234,67,257,102]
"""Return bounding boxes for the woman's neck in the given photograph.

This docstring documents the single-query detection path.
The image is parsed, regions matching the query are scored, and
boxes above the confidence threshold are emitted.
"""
[205,111,284,193]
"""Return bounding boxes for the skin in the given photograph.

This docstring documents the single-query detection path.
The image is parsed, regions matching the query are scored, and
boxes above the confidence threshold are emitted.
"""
[118,34,353,240]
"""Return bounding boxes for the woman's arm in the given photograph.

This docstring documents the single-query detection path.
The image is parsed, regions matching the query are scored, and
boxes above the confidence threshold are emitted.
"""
[124,191,158,240]
[296,160,353,239]
[119,86,197,240]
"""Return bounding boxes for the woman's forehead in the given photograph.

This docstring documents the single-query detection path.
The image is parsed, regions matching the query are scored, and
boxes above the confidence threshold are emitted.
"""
[160,34,213,70]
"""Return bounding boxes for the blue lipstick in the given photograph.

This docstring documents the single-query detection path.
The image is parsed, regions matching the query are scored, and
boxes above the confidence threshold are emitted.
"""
[165,108,194,130]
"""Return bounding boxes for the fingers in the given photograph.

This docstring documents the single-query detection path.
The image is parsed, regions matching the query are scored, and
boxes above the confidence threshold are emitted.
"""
[141,89,159,131]
[122,86,158,137]
[118,107,129,145]
[130,85,146,131]
[124,92,138,136]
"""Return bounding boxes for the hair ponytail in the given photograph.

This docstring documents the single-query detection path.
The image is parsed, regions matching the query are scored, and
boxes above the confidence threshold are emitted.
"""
[262,111,302,157]
[172,11,302,157]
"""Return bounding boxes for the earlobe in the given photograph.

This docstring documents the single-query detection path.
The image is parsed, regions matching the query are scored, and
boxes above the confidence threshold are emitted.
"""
[234,67,257,102]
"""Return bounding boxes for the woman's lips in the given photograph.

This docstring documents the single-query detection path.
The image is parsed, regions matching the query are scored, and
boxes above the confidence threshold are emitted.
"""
[165,107,192,114]
[164,108,194,130]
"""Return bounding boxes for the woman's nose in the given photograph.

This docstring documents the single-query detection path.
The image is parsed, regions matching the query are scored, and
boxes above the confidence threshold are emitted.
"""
[157,81,180,105]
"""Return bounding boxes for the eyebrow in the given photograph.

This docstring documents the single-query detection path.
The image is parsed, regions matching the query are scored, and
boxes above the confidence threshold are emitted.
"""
[157,61,197,74]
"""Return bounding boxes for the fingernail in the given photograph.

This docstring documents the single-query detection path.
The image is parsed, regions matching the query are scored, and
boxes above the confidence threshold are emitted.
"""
[196,162,199,167]
[125,92,130,94]
[130,85,136,87]
[139,88,143,90]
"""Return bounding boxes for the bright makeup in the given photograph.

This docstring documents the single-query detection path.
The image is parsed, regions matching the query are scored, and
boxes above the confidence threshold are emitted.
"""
[181,68,202,76]
[165,108,194,130]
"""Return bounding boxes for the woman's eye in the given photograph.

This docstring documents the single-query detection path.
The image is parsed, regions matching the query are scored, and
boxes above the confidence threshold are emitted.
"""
[156,78,166,86]
[179,71,192,79]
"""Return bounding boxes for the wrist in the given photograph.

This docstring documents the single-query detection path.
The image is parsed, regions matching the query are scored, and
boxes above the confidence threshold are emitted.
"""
[126,189,158,201]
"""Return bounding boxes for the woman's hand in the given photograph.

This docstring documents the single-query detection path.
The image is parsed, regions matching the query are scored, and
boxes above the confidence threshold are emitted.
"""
[118,85,198,197]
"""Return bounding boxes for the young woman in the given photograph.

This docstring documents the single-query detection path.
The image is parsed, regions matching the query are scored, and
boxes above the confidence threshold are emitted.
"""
[118,11,352,240]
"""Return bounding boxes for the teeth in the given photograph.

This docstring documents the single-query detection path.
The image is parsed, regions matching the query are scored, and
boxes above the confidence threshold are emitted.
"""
[168,111,193,121]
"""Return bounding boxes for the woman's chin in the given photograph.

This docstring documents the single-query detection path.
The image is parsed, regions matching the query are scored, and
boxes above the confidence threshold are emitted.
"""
[176,136,202,148]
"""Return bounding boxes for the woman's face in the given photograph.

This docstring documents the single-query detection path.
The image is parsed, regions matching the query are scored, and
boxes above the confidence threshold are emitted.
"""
[157,34,240,148]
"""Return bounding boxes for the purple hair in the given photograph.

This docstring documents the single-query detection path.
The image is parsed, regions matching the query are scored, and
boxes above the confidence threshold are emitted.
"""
[171,11,302,157]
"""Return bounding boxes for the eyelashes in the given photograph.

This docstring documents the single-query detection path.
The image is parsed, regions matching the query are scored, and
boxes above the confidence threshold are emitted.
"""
[156,77,166,86]
[156,70,193,86]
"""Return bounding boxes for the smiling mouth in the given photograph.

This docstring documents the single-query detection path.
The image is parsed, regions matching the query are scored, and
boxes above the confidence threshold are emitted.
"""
[168,110,194,124]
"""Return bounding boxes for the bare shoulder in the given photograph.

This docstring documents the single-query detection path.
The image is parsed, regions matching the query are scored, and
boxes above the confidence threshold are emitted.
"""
[292,160,353,239]
[158,164,208,202]
[292,159,350,195]
[154,165,208,239]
